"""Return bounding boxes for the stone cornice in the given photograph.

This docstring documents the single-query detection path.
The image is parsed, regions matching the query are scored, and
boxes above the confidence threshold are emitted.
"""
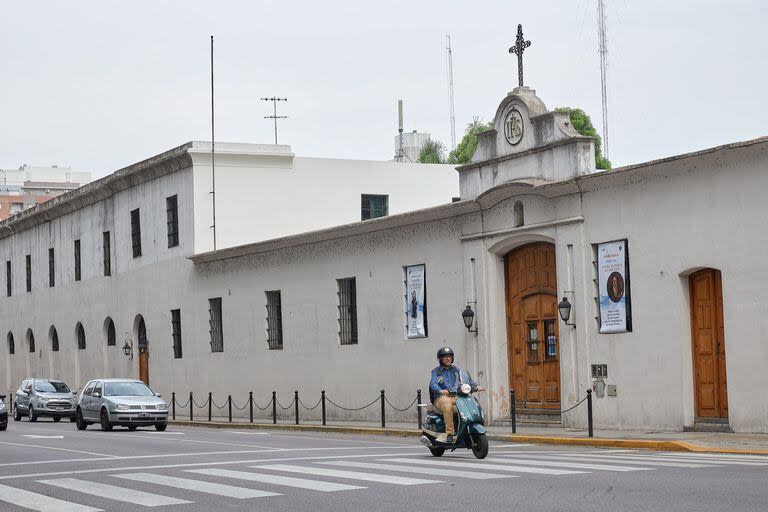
[456,135,594,173]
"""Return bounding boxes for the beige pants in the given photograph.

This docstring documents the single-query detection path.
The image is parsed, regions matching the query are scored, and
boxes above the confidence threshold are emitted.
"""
[434,396,458,435]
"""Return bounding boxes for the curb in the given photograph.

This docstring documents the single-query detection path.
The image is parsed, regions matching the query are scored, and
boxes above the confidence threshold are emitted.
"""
[168,420,768,455]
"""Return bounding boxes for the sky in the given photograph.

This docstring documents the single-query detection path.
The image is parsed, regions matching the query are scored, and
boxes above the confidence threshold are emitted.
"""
[1,1,765,178]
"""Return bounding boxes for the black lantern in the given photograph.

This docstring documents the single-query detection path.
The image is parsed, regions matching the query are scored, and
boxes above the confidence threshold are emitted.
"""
[558,297,575,327]
[122,339,133,358]
[462,304,477,333]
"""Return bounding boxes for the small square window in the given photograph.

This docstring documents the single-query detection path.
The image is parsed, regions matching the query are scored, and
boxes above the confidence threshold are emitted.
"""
[361,194,388,221]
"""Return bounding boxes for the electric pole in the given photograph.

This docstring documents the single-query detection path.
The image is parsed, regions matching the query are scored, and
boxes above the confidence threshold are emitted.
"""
[261,97,288,144]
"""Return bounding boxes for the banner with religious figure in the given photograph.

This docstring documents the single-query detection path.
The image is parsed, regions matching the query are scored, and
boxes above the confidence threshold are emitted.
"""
[597,240,632,334]
[404,264,428,339]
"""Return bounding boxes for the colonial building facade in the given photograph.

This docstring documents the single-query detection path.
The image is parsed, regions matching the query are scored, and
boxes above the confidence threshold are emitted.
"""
[2,88,767,433]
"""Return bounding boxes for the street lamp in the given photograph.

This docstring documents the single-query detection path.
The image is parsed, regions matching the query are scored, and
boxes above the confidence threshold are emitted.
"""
[462,304,477,334]
[558,297,575,327]
[122,339,133,359]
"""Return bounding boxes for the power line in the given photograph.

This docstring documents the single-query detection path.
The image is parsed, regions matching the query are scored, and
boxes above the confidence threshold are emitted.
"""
[261,97,288,144]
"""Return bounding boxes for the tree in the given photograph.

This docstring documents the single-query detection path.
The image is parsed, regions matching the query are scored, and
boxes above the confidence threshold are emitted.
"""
[555,107,612,170]
[448,117,494,165]
[417,139,447,164]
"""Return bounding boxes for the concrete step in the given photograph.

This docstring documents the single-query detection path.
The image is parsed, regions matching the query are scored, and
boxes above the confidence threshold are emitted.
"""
[684,418,732,433]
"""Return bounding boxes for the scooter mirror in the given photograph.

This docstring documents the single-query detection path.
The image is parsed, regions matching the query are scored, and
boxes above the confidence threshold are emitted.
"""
[477,371,484,380]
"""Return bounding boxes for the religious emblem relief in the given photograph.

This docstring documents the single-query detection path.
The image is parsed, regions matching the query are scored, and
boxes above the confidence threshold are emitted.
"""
[503,108,524,146]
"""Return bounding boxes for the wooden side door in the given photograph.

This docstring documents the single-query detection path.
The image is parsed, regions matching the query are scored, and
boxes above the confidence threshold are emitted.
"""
[690,269,728,419]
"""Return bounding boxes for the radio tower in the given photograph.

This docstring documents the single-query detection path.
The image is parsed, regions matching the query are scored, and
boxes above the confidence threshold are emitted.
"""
[446,35,457,151]
[597,0,610,160]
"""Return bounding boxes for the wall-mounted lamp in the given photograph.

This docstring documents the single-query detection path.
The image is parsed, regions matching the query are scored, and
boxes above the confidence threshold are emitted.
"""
[122,339,133,359]
[462,304,478,334]
[558,296,576,327]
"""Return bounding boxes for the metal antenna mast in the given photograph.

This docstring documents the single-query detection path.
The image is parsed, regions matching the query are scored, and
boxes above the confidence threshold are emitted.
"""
[210,35,217,251]
[446,35,456,150]
[397,99,404,162]
[597,0,610,160]
[261,97,288,144]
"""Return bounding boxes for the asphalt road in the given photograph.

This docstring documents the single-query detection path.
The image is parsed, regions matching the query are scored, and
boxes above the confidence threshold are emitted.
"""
[0,419,766,512]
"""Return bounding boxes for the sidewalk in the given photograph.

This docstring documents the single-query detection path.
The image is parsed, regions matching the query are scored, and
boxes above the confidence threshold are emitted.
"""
[167,416,768,455]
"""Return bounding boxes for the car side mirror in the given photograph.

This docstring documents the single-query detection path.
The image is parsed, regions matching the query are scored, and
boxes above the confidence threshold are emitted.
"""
[92,391,101,398]
[155,393,162,398]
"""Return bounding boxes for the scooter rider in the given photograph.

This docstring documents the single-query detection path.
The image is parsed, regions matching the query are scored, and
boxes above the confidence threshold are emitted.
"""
[429,346,484,444]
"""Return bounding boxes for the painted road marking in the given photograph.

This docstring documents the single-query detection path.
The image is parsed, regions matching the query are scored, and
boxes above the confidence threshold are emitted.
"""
[485,457,653,472]
[114,472,279,499]
[39,478,191,507]
[0,483,102,512]
[555,453,768,466]
[20,435,65,439]
[189,468,364,492]
[382,458,586,475]
[499,453,714,468]
[253,464,442,485]
[320,460,516,479]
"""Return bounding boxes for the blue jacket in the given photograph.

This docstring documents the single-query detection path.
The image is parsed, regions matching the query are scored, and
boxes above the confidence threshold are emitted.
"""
[429,364,477,403]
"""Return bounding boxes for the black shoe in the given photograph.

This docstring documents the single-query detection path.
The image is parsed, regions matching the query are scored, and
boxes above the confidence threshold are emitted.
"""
[445,434,455,444]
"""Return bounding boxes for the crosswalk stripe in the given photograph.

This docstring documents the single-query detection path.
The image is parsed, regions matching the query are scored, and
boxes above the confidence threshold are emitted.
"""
[656,453,768,463]
[554,453,768,466]
[381,458,586,475]
[252,464,442,485]
[319,461,516,479]
[498,454,713,468]
[114,472,279,499]
[38,478,191,507]
[187,468,364,492]
[483,457,650,472]
[0,483,102,512]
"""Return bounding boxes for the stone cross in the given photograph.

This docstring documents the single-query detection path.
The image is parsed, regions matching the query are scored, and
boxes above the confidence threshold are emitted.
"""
[508,24,531,87]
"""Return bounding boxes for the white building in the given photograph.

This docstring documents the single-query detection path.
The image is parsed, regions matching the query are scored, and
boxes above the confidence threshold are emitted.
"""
[394,131,433,164]
[2,86,768,433]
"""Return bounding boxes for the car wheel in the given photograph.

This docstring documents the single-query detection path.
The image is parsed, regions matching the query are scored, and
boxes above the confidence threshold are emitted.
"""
[69,415,77,423]
[154,422,167,432]
[13,406,21,422]
[28,406,37,422]
[53,417,61,423]
[99,409,113,432]
[0,423,6,431]
[75,409,87,431]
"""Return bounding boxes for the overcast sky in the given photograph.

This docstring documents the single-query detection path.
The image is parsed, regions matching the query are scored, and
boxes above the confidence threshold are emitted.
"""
[1,1,765,178]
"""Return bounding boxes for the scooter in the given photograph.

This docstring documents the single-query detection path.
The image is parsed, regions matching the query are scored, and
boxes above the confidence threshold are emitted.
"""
[419,370,489,459]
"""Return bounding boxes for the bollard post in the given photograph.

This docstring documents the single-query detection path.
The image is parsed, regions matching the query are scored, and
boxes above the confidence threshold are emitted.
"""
[189,392,193,422]
[294,390,299,425]
[171,392,176,420]
[272,391,277,424]
[380,390,386,429]
[321,390,326,426]
[510,389,517,434]
[208,392,212,422]
[416,389,422,429]
[228,395,232,423]
[586,389,593,438]
[249,392,254,423]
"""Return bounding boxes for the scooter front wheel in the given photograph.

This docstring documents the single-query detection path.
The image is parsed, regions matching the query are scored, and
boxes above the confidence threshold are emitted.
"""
[471,433,489,459]
[429,447,446,457]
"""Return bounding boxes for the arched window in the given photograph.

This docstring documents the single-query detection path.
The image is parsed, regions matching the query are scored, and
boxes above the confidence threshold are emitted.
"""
[27,329,35,353]
[49,326,59,352]
[7,332,14,355]
[76,322,86,350]
[104,317,116,347]
[513,201,524,228]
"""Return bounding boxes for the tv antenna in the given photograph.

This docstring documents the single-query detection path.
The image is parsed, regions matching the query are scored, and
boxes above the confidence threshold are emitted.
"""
[261,97,288,144]
[597,0,610,160]
[446,35,456,150]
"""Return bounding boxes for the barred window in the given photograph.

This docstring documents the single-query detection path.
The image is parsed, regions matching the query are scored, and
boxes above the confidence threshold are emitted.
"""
[48,248,55,287]
[50,326,59,352]
[27,329,35,353]
[171,309,182,359]
[591,244,601,329]
[76,322,86,350]
[265,291,283,350]
[131,208,142,258]
[25,254,31,292]
[105,317,116,347]
[74,239,81,281]
[361,194,388,221]
[103,231,111,277]
[337,277,358,345]
[5,261,10,297]
[208,298,223,353]
[7,332,14,355]
[166,195,179,248]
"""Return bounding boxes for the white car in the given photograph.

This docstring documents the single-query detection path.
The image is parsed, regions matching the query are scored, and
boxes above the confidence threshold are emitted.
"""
[75,379,168,431]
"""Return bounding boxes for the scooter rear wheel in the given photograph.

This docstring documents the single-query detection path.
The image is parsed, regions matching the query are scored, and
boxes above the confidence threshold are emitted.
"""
[429,447,445,457]
[472,433,489,459]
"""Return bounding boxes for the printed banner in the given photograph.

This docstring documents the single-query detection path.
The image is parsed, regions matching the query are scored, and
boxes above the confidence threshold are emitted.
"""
[404,264,427,339]
[597,240,632,334]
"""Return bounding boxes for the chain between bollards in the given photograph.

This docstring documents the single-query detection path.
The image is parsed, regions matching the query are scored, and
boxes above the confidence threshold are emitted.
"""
[321,390,326,426]
[249,392,254,423]
[586,388,593,438]
[272,391,277,424]
[171,392,176,420]
[416,389,422,428]
[510,388,517,434]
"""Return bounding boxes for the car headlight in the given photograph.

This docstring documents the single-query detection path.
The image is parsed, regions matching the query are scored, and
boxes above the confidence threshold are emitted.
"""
[460,383,472,395]
[156,403,168,410]
[115,404,130,411]
[37,397,48,403]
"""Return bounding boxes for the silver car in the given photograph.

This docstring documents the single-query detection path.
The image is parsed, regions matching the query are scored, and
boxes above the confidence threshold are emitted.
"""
[75,379,168,431]
[13,378,77,422]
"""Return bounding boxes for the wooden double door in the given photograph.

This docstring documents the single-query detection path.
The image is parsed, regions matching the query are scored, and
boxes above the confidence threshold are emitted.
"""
[505,243,561,408]
[690,269,728,419]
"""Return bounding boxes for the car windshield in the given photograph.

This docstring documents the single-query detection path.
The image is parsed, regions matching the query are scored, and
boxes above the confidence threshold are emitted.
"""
[103,382,154,397]
[34,381,70,393]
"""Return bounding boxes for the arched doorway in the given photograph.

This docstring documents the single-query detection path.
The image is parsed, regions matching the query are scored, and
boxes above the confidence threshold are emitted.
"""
[505,242,561,410]
[690,269,728,421]
[134,315,149,385]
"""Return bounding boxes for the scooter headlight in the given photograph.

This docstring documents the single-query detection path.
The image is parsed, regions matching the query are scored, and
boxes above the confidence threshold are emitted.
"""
[460,383,472,395]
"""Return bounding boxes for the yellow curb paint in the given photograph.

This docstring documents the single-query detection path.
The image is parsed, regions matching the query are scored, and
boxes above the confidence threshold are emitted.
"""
[168,421,768,456]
